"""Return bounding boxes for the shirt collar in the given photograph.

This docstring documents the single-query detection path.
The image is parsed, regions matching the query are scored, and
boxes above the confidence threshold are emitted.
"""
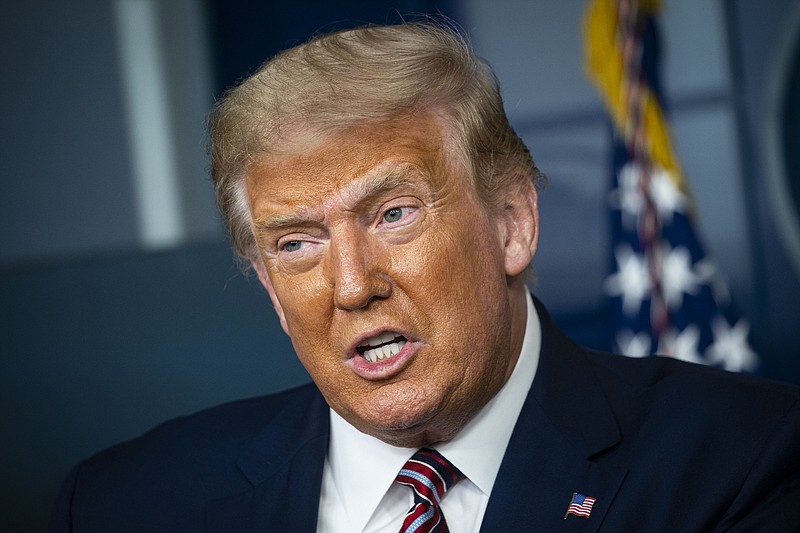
[327,291,541,530]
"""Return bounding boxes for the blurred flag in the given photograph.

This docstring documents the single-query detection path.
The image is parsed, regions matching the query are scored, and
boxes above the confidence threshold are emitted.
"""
[583,0,757,371]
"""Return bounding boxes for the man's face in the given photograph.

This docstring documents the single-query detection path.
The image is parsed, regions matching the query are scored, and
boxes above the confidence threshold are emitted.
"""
[247,114,537,447]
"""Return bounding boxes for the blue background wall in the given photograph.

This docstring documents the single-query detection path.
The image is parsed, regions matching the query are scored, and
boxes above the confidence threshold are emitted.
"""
[2,1,799,530]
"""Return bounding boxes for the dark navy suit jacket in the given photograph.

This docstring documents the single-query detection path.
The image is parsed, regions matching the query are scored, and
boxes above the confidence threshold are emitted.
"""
[49,299,800,531]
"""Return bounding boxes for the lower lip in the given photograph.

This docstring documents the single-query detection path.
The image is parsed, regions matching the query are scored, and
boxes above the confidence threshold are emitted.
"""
[347,340,418,380]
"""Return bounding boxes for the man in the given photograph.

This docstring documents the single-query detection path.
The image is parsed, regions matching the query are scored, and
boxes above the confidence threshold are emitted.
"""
[50,22,800,532]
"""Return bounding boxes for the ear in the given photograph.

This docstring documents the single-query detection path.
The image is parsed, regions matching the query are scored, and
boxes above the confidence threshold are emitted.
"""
[500,181,540,277]
[251,255,290,336]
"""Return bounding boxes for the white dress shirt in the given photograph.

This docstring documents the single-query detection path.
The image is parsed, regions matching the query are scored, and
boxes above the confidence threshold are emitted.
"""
[317,292,541,533]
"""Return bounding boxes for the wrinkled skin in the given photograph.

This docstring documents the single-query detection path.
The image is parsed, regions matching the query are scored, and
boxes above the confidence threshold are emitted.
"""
[247,113,539,448]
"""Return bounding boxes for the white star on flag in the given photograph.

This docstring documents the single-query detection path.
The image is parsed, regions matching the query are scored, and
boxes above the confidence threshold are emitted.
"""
[649,166,686,223]
[616,330,652,357]
[660,245,703,310]
[608,163,687,230]
[608,162,645,231]
[706,317,758,372]
[657,325,703,364]
[605,245,651,316]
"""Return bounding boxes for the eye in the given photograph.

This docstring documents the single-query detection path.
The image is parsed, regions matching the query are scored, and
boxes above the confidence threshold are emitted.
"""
[281,240,304,252]
[383,207,405,223]
[382,205,419,225]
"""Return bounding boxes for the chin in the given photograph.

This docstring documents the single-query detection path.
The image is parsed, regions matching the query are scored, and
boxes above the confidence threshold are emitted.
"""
[350,399,460,447]
[358,403,435,431]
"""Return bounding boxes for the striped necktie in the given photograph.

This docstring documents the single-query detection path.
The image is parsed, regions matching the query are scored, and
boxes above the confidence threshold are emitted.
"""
[395,448,464,533]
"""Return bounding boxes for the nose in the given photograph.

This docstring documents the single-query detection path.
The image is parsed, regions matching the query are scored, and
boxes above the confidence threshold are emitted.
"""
[326,229,392,311]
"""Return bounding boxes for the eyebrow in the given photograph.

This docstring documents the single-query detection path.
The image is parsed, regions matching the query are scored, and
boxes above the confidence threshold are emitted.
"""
[252,164,419,232]
[252,207,318,232]
[344,164,417,205]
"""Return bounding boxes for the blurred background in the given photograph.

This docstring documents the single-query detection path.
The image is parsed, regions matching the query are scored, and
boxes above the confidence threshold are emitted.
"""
[2,0,799,530]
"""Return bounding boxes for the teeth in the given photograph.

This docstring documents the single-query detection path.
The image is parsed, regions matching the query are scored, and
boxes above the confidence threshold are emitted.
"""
[361,339,406,363]
[362,332,395,348]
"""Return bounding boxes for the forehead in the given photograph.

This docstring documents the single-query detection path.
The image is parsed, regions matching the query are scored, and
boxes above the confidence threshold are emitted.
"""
[244,115,463,211]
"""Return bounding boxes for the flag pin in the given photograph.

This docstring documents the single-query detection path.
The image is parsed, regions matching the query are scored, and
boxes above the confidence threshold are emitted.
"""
[564,492,596,520]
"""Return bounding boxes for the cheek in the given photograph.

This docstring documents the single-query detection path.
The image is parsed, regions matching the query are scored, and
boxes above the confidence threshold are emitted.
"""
[274,272,333,338]
[278,268,322,307]
[285,323,338,384]
[394,220,504,296]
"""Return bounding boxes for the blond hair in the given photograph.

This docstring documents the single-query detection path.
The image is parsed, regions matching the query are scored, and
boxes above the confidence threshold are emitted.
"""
[209,21,545,261]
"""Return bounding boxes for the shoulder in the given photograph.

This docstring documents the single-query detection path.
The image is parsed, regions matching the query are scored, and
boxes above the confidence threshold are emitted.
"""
[585,350,800,423]
[579,349,800,458]
[535,296,800,465]
[83,381,323,469]
[585,351,800,525]
[535,295,799,437]
[52,383,324,530]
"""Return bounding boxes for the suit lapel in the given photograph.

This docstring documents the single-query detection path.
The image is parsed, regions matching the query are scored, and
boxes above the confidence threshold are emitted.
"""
[481,298,628,532]
[205,386,329,533]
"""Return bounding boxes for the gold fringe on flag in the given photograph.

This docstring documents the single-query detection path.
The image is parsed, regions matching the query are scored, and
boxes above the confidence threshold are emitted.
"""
[583,0,687,194]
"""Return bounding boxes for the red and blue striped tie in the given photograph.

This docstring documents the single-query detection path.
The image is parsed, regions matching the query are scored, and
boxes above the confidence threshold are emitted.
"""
[395,448,464,533]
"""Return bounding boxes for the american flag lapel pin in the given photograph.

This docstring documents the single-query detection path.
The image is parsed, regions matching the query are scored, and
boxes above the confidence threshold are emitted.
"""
[564,492,597,520]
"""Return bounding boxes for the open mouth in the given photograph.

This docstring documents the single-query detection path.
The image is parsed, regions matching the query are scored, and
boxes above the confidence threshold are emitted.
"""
[356,331,408,363]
